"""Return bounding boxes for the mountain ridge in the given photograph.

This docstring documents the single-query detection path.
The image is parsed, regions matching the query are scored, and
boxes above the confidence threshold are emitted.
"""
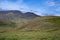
[0,10,40,20]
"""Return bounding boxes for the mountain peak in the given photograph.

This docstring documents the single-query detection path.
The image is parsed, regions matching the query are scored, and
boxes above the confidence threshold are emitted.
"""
[22,12,40,19]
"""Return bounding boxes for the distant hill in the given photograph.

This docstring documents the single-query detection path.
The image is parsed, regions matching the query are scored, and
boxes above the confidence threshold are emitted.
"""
[0,10,23,21]
[0,10,40,20]
[0,10,40,27]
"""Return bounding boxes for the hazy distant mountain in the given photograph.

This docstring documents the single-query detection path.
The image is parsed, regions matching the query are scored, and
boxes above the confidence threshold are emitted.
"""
[0,10,40,20]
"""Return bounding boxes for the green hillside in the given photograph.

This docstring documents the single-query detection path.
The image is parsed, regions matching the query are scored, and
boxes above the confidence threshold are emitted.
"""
[19,16,60,31]
[0,16,60,40]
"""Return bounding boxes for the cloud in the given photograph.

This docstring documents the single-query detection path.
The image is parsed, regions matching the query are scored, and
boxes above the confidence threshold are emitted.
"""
[0,0,60,16]
[30,8,48,16]
[0,0,30,12]
[0,0,48,16]
[45,0,55,6]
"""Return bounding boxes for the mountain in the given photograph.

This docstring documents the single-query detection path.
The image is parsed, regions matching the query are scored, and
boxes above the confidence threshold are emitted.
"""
[0,10,40,20]
[0,10,40,27]
[0,10,22,21]
[23,12,40,19]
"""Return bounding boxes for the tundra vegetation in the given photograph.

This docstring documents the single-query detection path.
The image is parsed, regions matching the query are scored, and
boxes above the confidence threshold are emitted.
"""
[0,16,60,40]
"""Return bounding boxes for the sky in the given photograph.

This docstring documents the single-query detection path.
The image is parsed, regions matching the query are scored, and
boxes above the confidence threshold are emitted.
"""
[0,0,60,16]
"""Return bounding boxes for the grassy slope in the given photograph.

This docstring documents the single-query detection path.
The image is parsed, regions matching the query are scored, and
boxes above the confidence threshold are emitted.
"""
[20,16,60,31]
[0,16,60,40]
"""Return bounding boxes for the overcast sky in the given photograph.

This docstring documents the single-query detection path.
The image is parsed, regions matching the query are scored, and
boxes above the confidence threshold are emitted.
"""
[0,0,60,16]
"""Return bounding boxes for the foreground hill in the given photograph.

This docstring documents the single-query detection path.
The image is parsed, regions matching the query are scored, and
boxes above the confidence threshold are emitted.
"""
[19,16,60,31]
[0,12,60,40]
